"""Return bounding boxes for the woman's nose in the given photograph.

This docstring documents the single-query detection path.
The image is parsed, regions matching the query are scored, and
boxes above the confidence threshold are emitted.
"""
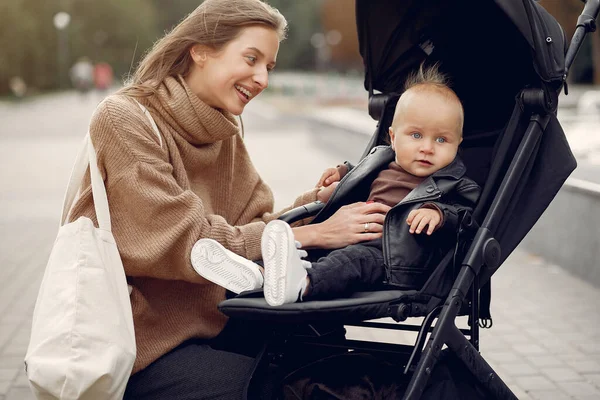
[253,69,269,90]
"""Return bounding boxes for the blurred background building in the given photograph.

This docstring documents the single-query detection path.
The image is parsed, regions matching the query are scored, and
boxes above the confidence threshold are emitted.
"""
[0,0,598,97]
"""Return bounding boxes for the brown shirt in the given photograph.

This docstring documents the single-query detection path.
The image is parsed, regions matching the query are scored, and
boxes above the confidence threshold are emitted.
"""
[69,76,318,373]
[367,162,425,207]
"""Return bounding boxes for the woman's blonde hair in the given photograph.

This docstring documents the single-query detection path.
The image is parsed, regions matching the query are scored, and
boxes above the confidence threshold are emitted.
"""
[119,0,287,97]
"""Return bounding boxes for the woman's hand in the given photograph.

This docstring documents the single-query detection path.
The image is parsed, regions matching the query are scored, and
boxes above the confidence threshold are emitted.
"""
[316,181,339,203]
[311,202,391,249]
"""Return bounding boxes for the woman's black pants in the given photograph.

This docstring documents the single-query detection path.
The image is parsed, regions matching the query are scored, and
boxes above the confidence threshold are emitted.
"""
[124,318,278,400]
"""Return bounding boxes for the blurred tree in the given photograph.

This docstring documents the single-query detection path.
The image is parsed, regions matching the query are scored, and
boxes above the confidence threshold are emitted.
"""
[150,0,200,34]
[0,0,60,93]
[68,0,158,86]
[321,0,362,71]
[266,0,322,70]
[0,0,326,95]
[0,0,157,95]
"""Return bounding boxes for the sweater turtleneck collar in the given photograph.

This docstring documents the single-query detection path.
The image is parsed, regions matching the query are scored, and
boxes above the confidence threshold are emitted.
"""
[145,75,240,145]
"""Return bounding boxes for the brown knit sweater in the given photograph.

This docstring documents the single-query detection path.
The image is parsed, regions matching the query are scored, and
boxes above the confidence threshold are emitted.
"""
[69,75,318,374]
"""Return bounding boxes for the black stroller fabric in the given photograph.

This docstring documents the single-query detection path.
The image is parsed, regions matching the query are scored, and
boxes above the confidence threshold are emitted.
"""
[282,350,488,400]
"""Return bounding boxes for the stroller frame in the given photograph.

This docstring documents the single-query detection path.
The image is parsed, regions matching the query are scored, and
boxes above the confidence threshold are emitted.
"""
[220,1,600,399]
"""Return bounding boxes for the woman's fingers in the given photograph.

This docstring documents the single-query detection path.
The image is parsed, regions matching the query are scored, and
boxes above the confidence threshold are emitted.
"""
[363,201,392,214]
[359,212,386,225]
[365,222,383,233]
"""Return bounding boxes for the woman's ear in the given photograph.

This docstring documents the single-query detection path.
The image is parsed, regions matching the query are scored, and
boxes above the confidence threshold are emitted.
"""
[190,45,208,66]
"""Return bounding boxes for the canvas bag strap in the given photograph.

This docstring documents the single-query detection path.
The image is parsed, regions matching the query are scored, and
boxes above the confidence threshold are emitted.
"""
[60,101,160,229]
[60,133,111,231]
[134,100,162,148]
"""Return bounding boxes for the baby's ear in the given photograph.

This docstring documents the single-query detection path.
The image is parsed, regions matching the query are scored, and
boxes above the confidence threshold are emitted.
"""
[388,127,395,143]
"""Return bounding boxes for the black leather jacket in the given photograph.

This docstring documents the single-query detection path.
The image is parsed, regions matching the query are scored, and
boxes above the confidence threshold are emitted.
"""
[313,146,481,289]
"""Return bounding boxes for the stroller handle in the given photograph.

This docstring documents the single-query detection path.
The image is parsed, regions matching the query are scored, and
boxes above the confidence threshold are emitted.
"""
[565,0,600,76]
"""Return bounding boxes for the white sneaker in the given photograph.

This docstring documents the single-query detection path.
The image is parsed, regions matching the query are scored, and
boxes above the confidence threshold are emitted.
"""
[262,220,309,306]
[191,239,263,294]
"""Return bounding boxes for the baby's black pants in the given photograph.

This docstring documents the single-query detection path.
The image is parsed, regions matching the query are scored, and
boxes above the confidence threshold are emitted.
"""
[306,238,385,299]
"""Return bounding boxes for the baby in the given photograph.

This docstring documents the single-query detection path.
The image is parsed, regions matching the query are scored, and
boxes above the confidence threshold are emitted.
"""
[191,64,480,306]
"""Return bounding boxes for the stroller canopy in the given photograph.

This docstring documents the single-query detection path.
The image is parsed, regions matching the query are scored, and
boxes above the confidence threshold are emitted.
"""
[357,0,567,99]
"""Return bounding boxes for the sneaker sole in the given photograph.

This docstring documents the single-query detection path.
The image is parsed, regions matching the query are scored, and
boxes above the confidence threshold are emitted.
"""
[191,240,262,294]
[262,220,296,306]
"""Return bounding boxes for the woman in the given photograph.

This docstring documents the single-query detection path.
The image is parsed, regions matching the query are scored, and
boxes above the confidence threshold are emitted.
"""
[69,0,390,397]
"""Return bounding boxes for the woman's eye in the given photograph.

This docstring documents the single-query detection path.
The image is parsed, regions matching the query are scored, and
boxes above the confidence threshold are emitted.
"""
[436,137,446,143]
[246,56,256,63]
[411,132,422,139]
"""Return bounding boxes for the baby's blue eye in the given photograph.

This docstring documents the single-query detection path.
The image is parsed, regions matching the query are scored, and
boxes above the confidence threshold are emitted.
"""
[436,137,446,143]
[411,132,422,139]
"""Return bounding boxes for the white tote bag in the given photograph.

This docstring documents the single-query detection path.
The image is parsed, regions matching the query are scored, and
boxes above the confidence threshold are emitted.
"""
[25,133,136,400]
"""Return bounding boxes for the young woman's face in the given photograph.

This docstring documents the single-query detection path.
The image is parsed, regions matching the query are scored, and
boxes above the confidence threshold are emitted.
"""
[189,26,279,115]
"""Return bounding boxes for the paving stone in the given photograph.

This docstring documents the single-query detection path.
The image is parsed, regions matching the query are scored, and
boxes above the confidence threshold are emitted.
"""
[528,389,572,400]
[10,369,28,388]
[541,367,585,382]
[498,361,539,376]
[526,355,565,368]
[524,327,555,339]
[557,349,590,362]
[506,383,533,399]
[500,333,536,345]
[575,341,600,355]
[0,382,9,396]
[484,351,524,364]
[566,359,600,374]
[557,381,600,397]
[2,343,27,358]
[582,373,600,386]
[512,343,548,356]
[0,370,17,383]
[514,375,557,391]
[4,387,35,400]
[0,358,23,371]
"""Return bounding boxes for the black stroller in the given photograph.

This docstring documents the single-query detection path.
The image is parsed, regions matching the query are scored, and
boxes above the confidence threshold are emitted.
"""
[220,0,600,398]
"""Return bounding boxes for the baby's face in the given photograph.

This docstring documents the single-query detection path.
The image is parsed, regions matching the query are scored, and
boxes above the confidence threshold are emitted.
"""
[389,90,462,177]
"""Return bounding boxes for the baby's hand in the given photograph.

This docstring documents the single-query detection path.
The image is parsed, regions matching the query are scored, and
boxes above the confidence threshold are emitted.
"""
[406,208,442,235]
[316,167,342,188]
[317,182,339,203]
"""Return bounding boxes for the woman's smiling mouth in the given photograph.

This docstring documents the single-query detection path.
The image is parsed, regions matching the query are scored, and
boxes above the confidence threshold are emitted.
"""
[235,84,252,101]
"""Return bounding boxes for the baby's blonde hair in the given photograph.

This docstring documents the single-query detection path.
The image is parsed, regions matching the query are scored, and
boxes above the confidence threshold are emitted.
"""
[393,63,464,135]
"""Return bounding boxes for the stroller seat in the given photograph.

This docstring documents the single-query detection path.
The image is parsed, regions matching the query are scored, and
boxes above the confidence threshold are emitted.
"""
[219,289,419,324]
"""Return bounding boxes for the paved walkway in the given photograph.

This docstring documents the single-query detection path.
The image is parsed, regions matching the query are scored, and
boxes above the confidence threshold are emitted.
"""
[0,86,599,399]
